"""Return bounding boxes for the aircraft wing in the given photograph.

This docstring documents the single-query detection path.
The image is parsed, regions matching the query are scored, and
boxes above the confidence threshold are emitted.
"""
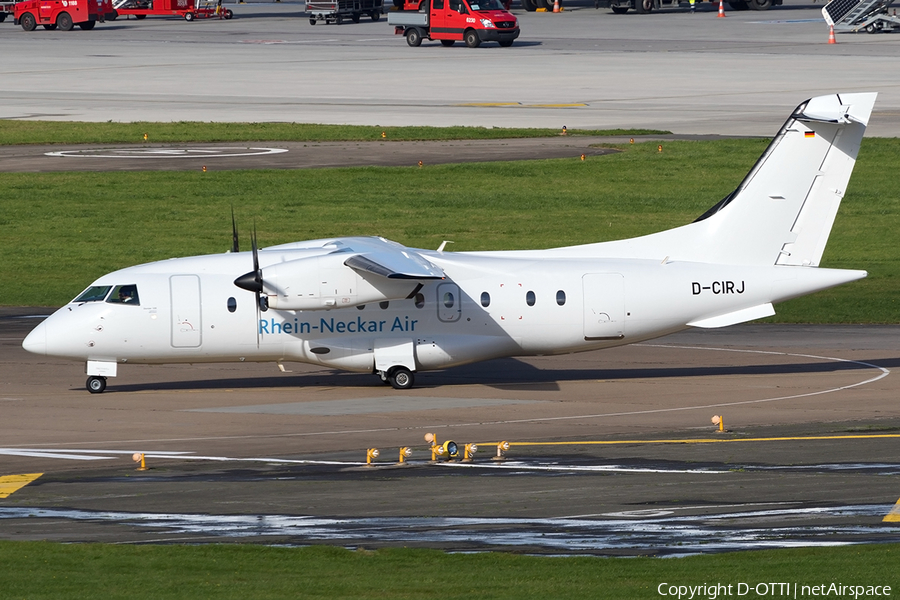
[341,238,445,280]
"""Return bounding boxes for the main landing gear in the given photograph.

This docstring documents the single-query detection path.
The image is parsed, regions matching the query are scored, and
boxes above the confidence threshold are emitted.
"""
[86,375,107,394]
[378,366,415,390]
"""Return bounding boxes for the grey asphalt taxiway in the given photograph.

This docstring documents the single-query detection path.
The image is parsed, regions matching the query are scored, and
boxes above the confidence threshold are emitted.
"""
[2,309,899,554]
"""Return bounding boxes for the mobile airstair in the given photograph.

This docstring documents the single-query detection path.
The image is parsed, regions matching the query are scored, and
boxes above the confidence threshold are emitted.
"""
[823,0,900,33]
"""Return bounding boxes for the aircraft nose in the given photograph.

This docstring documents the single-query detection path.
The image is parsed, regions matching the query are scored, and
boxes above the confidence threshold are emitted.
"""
[22,320,47,356]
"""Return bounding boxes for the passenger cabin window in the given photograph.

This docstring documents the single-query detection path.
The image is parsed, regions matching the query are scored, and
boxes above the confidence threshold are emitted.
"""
[526,290,536,306]
[443,291,455,308]
[74,285,111,303]
[106,284,140,306]
[480,292,490,307]
[227,297,237,313]
[556,290,566,306]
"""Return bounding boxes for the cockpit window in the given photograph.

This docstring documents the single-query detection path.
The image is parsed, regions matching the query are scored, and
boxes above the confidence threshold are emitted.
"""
[74,286,112,303]
[107,284,140,306]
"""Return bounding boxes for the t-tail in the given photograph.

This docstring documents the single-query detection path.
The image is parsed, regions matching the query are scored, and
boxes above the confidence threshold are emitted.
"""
[580,92,876,268]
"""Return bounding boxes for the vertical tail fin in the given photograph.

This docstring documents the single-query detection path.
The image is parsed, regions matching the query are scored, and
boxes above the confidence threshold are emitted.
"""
[579,93,876,267]
[693,92,875,267]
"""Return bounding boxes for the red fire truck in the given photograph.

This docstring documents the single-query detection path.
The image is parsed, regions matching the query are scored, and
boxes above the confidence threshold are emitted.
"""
[388,0,518,48]
[14,0,114,30]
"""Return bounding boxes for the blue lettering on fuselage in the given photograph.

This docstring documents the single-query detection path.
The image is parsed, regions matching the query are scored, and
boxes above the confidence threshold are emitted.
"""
[259,316,416,336]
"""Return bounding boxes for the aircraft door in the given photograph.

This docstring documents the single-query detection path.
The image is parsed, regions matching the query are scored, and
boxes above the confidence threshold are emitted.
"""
[437,282,462,322]
[170,274,202,348]
[583,273,625,340]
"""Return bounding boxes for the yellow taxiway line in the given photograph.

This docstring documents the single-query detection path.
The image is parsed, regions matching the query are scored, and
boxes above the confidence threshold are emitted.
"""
[506,434,900,446]
[0,473,42,498]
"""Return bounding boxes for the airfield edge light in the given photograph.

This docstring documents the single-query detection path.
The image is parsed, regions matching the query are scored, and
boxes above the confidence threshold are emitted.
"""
[366,448,380,465]
[398,447,412,464]
[493,441,510,461]
[463,443,478,462]
[132,452,147,471]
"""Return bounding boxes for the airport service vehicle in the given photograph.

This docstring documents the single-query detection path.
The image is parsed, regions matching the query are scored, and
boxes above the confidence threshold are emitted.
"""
[23,93,875,393]
[823,0,900,33]
[307,0,382,25]
[602,0,779,14]
[110,0,232,21]
[0,1,16,22]
[15,0,113,30]
[388,0,518,47]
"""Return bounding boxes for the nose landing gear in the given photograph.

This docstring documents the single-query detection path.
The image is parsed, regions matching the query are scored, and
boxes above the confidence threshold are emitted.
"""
[86,375,107,394]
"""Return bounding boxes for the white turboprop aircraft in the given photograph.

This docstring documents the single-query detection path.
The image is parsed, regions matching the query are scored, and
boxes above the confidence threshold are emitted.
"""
[23,93,875,393]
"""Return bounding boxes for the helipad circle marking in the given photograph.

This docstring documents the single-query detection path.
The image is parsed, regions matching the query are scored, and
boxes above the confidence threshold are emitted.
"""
[45,147,289,159]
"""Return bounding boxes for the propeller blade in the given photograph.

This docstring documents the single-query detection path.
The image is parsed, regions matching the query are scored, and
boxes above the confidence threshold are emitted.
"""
[231,207,240,253]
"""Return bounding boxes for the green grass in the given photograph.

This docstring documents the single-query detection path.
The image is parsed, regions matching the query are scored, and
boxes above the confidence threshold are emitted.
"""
[1,138,898,322]
[0,121,667,145]
[0,541,896,599]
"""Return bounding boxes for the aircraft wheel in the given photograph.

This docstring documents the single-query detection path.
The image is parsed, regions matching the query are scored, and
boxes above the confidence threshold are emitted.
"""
[388,367,415,390]
[21,12,37,31]
[57,11,74,31]
[86,376,107,394]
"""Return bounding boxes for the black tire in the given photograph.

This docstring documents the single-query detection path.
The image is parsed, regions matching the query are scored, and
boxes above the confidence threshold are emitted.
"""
[335,13,343,23]
[464,28,480,48]
[351,11,360,21]
[86,376,107,394]
[521,0,537,10]
[0,13,6,22]
[634,0,652,13]
[20,12,36,30]
[499,39,513,46]
[370,10,379,20]
[406,27,422,46]
[135,13,147,18]
[108,10,118,19]
[388,367,415,390]
[728,0,748,8]
[43,23,58,29]
[440,39,454,46]
[225,9,233,18]
[78,20,96,29]
[535,0,552,8]
[309,17,316,24]
[57,11,74,30]
[611,4,628,12]
[747,0,770,9]
[184,11,194,20]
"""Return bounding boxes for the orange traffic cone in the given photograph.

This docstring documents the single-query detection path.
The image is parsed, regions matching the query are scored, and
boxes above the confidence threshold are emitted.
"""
[553,0,559,11]
[828,24,836,43]
[717,0,725,17]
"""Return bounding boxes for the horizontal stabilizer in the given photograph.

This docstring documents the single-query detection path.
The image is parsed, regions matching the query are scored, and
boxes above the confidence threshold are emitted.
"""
[688,303,775,329]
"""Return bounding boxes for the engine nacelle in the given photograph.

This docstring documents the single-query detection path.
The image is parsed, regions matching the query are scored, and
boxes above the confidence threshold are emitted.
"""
[263,253,421,310]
